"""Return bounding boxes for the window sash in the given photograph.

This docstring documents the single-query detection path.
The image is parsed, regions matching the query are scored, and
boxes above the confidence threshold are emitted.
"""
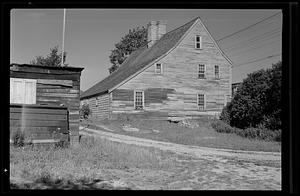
[215,65,219,79]
[155,63,162,74]
[195,36,202,49]
[198,64,205,78]
[134,91,144,110]
[197,94,205,110]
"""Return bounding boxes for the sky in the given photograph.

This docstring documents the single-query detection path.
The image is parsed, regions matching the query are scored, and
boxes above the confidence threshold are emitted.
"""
[10,9,282,91]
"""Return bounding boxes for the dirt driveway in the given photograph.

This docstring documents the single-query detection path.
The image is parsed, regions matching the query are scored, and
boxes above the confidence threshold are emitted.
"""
[79,126,281,190]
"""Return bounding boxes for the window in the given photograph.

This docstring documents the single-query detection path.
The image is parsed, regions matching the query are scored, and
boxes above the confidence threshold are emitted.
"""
[197,94,205,110]
[198,64,205,79]
[215,65,219,79]
[134,90,144,110]
[10,78,36,104]
[195,35,202,49]
[95,97,99,106]
[155,63,162,74]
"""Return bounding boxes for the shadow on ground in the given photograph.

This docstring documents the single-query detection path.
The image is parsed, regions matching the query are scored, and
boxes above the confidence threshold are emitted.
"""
[10,177,131,190]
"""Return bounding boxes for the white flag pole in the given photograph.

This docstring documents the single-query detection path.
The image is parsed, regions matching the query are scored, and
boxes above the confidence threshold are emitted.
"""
[61,8,66,67]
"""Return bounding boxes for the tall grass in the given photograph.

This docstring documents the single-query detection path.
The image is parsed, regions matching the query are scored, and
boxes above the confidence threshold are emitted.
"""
[10,136,176,188]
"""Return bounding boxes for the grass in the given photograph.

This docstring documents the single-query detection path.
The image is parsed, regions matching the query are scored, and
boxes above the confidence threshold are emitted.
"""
[81,116,281,152]
[10,136,177,189]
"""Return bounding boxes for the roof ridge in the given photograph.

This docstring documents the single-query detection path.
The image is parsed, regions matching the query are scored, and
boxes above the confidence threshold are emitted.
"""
[158,17,199,39]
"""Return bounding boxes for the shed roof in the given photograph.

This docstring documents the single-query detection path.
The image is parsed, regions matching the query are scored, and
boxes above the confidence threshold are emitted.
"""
[10,63,84,72]
[81,17,232,100]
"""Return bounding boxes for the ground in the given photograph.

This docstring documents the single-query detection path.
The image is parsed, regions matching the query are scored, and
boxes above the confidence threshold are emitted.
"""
[81,117,281,152]
[78,121,281,190]
[10,117,281,190]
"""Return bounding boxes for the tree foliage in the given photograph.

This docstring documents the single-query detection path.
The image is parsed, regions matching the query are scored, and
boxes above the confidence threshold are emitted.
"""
[220,61,282,130]
[108,26,147,74]
[30,45,68,67]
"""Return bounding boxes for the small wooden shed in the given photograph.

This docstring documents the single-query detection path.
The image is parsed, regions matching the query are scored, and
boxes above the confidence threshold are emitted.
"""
[10,63,84,145]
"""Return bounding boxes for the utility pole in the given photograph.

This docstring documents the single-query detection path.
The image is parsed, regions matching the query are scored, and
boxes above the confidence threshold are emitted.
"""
[61,9,66,67]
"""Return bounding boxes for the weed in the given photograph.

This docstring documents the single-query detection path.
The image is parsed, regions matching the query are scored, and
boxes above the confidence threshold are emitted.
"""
[12,130,25,147]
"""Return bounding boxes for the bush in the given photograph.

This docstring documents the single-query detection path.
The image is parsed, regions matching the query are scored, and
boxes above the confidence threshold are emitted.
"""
[219,105,231,124]
[223,61,281,130]
[211,120,234,133]
[80,104,91,119]
[12,130,25,147]
[211,120,281,142]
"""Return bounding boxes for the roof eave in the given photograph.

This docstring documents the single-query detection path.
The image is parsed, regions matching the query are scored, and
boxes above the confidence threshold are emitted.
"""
[80,90,109,100]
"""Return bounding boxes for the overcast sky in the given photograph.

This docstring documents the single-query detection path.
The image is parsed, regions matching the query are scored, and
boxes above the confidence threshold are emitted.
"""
[10,9,282,91]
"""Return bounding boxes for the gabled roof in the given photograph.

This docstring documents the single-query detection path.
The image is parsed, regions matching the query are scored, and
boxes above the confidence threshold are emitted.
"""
[81,17,232,100]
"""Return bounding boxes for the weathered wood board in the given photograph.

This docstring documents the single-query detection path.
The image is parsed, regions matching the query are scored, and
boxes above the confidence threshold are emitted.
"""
[10,105,69,141]
[109,19,231,117]
[10,64,83,143]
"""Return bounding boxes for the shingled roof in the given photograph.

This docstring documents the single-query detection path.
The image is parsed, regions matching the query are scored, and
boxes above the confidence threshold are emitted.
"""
[81,17,231,100]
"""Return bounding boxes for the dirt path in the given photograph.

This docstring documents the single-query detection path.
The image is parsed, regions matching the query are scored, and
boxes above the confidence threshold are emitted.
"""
[79,126,281,190]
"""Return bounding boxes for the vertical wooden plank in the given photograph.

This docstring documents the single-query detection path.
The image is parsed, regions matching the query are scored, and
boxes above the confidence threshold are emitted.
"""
[13,78,25,104]
[25,79,36,104]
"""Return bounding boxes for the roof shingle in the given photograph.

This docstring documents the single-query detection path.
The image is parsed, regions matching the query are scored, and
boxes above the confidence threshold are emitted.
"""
[81,18,198,100]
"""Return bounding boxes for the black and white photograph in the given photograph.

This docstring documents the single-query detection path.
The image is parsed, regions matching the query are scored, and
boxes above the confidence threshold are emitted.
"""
[7,7,286,190]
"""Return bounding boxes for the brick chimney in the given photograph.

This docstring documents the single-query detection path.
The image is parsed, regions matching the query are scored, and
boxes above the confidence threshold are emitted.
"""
[147,20,167,48]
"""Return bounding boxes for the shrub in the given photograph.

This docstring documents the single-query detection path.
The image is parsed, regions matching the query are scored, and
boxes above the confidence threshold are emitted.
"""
[223,61,281,130]
[211,120,281,142]
[12,130,25,147]
[219,104,231,124]
[211,119,234,133]
[80,104,91,119]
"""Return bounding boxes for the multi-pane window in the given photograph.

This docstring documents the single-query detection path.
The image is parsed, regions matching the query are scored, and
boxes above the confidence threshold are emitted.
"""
[198,64,205,79]
[155,63,162,74]
[197,94,205,110]
[10,78,36,104]
[195,35,202,49]
[215,65,219,79]
[134,91,144,110]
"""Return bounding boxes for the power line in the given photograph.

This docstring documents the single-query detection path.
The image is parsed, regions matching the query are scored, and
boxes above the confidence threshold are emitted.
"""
[229,35,281,57]
[217,12,281,42]
[233,53,281,68]
[222,28,281,51]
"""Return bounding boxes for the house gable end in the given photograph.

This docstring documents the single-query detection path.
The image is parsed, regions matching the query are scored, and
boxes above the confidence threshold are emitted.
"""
[109,18,199,93]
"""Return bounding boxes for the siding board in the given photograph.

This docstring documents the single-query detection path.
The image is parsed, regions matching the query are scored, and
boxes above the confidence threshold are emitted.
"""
[110,19,231,117]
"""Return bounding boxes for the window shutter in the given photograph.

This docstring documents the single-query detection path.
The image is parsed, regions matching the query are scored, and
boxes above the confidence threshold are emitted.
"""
[12,78,25,104]
[199,36,202,49]
[10,78,14,103]
[10,78,36,104]
[24,79,36,104]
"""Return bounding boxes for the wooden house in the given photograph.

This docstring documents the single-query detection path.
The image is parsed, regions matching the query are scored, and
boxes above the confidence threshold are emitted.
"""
[80,17,232,120]
[232,82,242,97]
[10,64,84,144]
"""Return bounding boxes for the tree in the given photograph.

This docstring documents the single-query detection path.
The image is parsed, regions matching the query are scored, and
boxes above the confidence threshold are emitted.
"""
[30,45,68,67]
[108,26,147,74]
[220,61,282,130]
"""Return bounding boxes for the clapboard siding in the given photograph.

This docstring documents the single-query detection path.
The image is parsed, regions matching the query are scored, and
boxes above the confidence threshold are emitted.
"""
[82,94,110,119]
[110,19,231,117]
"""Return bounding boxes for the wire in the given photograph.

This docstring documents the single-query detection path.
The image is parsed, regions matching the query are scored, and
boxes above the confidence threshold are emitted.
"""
[217,12,281,42]
[228,35,281,57]
[233,53,281,68]
[222,28,281,51]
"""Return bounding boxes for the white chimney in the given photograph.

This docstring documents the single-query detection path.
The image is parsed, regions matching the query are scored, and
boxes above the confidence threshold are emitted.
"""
[147,20,167,48]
